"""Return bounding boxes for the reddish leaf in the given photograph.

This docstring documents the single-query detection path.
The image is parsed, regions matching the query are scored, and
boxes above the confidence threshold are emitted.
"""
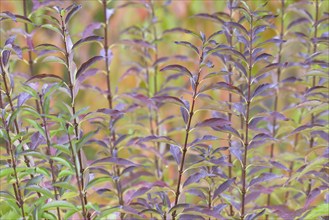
[76,56,103,78]
[160,64,193,78]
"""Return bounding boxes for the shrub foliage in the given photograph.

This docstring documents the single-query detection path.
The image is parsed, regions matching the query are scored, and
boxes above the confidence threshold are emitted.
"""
[0,0,328,219]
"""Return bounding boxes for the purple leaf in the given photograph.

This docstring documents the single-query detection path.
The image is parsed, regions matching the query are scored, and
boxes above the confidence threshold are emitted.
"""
[200,82,244,97]
[249,173,281,187]
[5,35,16,46]
[77,68,99,84]
[82,22,102,37]
[65,4,82,24]
[170,145,181,165]
[291,124,323,135]
[245,209,266,220]
[26,74,62,82]
[76,56,103,78]
[139,135,178,146]
[180,107,189,124]
[72,36,104,50]
[225,21,248,35]
[91,157,138,167]
[213,178,236,199]
[311,130,329,142]
[252,83,273,98]
[29,132,46,150]
[183,171,207,187]
[120,39,155,49]
[17,92,31,107]
[2,50,11,66]
[195,118,231,128]
[174,41,199,54]
[253,25,267,35]
[254,53,272,62]
[163,27,200,39]
[160,64,193,78]
[194,13,224,24]
[288,17,311,29]
[187,189,206,200]
[152,95,187,109]
[230,142,243,163]
[270,161,289,171]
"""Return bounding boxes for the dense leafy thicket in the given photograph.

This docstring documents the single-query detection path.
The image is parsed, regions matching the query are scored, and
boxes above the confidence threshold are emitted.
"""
[0,0,328,219]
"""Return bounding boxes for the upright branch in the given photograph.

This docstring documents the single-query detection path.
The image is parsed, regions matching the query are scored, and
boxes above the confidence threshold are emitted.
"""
[267,0,285,210]
[38,93,61,220]
[23,0,34,74]
[0,49,41,196]
[102,0,124,214]
[240,14,253,220]
[58,10,88,209]
[66,125,88,220]
[172,44,204,220]
[227,0,234,215]
[0,82,25,218]
[307,0,319,196]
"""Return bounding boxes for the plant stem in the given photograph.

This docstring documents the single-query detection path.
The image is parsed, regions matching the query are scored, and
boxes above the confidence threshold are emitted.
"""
[306,0,319,196]
[240,15,253,220]
[59,13,89,214]
[228,0,234,216]
[39,94,61,220]
[172,46,204,220]
[266,0,285,215]
[0,89,25,218]
[102,2,124,219]
[66,125,88,220]
[0,57,42,199]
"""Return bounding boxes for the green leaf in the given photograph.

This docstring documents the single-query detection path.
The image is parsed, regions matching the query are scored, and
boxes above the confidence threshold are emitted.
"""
[42,201,78,211]
[303,203,328,219]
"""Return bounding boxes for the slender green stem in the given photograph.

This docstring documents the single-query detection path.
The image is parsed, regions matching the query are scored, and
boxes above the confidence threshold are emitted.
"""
[39,94,61,220]
[66,125,88,220]
[0,87,25,218]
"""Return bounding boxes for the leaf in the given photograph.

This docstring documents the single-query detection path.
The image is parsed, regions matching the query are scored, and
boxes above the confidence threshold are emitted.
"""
[72,36,103,50]
[26,74,62,82]
[170,145,181,165]
[180,106,189,124]
[200,82,244,97]
[77,68,99,84]
[174,41,199,54]
[160,64,193,78]
[120,39,155,49]
[194,13,224,24]
[183,171,207,187]
[42,201,78,211]
[287,17,310,29]
[76,56,103,78]
[152,95,187,109]
[195,118,231,128]
[291,124,323,135]
[249,173,281,187]
[91,157,138,167]
[139,135,178,146]
[252,83,272,98]
[163,27,200,39]
[40,24,63,36]
[213,178,236,199]
[245,209,266,220]
[0,12,33,24]
[65,4,82,24]
[303,203,328,219]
